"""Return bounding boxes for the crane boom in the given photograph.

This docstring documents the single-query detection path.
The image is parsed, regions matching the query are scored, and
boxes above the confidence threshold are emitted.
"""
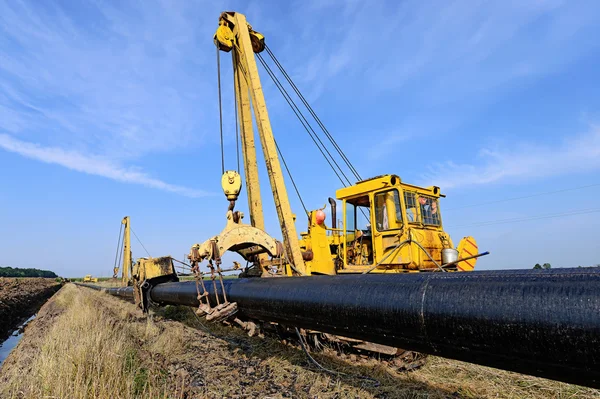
[233,43,264,231]
[122,216,131,284]
[217,12,306,274]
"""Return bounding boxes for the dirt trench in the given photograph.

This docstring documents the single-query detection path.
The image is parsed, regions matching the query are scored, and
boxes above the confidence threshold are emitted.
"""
[0,277,62,340]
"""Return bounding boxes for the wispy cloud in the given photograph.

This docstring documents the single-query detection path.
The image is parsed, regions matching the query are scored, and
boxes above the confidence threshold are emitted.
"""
[270,0,600,173]
[0,1,231,195]
[289,1,599,101]
[420,126,600,189]
[0,1,222,157]
[0,134,209,197]
[1,1,599,196]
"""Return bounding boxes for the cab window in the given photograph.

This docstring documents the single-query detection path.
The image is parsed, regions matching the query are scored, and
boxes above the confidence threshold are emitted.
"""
[403,192,441,226]
[344,196,373,266]
[374,190,402,231]
[419,195,440,226]
[345,196,370,232]
[404,192,418,223]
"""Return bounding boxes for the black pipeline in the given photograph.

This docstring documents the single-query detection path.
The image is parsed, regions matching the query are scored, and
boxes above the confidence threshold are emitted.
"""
[79,268,600,388]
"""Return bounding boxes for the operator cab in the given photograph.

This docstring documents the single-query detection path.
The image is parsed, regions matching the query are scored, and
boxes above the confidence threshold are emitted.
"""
[335,174,446,271]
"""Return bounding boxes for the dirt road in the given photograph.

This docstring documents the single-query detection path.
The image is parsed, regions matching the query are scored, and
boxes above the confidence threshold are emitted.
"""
[0,277,61,340]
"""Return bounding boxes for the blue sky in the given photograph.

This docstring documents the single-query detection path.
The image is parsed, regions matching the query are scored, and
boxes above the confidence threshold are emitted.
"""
[1,0,599,277]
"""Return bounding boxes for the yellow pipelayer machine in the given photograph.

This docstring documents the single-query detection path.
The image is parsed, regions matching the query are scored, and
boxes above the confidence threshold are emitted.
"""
[123,11,488,366]
[178,13,489,364]
[113,216,178,311]
[188,11,484,279]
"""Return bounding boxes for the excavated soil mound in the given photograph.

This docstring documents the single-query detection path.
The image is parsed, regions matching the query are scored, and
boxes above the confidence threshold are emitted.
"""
[0,277,62,340]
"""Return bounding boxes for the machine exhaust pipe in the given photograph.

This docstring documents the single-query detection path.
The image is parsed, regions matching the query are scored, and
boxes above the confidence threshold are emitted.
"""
[328,197,336,230]
[78,268,600,388]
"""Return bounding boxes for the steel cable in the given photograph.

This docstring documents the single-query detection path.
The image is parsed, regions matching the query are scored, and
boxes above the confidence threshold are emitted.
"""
[217,46,225,174]
[113,223,124,275]
[274,138,309,216]
[265,45,361,181]
[131,228,151,258]
[256,53,351,186]
[233,51,241,173]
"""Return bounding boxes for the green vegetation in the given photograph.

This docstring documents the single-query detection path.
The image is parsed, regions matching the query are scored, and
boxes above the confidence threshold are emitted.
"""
[533,263,600,269]
[0,266,57,278]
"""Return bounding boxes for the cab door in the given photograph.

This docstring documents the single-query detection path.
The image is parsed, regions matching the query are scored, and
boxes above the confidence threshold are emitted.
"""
[371,189,406,267]
[341,195,374,268]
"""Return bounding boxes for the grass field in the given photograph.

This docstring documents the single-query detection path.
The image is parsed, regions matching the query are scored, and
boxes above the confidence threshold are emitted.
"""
[1,284,598,398]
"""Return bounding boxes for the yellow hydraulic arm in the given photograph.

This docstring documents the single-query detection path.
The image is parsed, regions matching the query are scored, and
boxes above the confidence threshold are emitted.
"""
[112,216,132,283]
[122,216,132,284]
[215,12,306,275]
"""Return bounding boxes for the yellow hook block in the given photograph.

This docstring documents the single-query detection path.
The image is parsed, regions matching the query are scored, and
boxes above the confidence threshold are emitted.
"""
[222,170,242,201]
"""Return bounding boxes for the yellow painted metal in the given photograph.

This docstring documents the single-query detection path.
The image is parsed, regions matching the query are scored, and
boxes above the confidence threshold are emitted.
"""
[219,12,306,275]
[233,50,265,230]
[222,171,242,201]
[122,216,132,285]
[82,275,98,283]
[214,20,234,52]
[132,256,176,282]
[190,209,280,268]
[333,174,470,273]
[456,237,478,271]
[335,175,400,199]
[131,256,178,310]
[211,12,478,277]
[299,210,336,275]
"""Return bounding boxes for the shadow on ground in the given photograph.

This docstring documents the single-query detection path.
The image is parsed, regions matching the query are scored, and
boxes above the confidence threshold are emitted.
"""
[154,305,463,398]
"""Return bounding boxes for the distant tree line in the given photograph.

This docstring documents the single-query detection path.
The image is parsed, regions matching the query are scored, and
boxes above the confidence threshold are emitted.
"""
[533,263,600,269]
[0,266,58,278]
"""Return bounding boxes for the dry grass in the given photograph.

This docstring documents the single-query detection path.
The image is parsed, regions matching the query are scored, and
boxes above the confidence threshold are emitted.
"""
[0,284,172,399]
[2,284,599,398]
[410,356,599,399]
[94,279,123,288]
[157,305,600,399]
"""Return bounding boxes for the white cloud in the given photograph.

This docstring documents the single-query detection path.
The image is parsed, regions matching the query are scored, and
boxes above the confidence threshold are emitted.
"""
[420,126,600,189]
[0,134,210,197]
[284,0,599,103]
[0,1,222,158]
[1,1,599,195]
[0,1,234,195]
